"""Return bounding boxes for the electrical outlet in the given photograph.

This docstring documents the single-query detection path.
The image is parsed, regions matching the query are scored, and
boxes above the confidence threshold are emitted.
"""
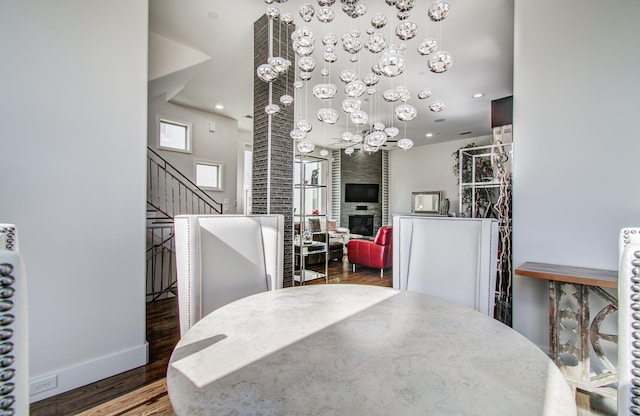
[30,374,57,395]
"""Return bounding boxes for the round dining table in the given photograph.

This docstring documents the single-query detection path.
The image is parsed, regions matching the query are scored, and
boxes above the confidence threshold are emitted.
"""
[167,284,576,415]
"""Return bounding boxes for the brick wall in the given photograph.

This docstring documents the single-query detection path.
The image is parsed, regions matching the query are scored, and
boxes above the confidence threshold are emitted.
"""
[253,15,295,287]
[338,149,387,236]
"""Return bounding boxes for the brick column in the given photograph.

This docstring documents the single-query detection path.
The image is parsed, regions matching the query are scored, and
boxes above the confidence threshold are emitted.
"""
[253,14,295,287]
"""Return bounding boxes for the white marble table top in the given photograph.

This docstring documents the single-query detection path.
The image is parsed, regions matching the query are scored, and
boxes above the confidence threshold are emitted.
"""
[167,284,576,415]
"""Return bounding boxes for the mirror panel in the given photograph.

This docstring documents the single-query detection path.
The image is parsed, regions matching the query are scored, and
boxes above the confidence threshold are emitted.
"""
[411,191,442,214]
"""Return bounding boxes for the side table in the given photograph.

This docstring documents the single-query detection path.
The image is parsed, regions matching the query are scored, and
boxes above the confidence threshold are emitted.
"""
[515,262,618,398]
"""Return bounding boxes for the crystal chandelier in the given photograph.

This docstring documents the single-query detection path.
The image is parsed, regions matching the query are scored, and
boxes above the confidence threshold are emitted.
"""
[258,0,453,154]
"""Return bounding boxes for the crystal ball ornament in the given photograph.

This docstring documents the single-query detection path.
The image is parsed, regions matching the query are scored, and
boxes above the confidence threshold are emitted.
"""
[318,0,336,6]
[385,126,399,137]
[322,33,338,46]
[340,69,358,83]
[298,56,317,72]
[383,89,401,102]
[313,83,338,100]
[324,52,337,63]
[344,147,355,155]
[429,101,446,112]
[268,56,291,73]
[371,13,387,28]
[373,121,385,131]
[363,73,379,86]
[351,133,363,143]
[396,0,416,12]
[341,98,361,113]
[365,34,387,53]
[397,138,414,150]
[297,140,315,153]
[257,64,279,82]
[418,89,432,99]
[299,3,315,22]
[317,108,340,124]
[428,2,450,22]
[377,44,406,77]
[365,131,387,147]
[280,12,294,24]
[350,110,369,125]
[299,71,313,81]
[297,120,313,132]
[428,51,453,73]
[395,104,418,122]
[290,129,307,140]
[417,38,438,56]
[395,21,418,41]
[362,142,380,153]
[341,34,363,54]
[341,131,354,142]
[317,7,335,22]
[266,6,280,19]
[292,27,315,46]
[280,94,294,106]
[320,149,329,157]
[265,103,280,115]
[345,80,366,97]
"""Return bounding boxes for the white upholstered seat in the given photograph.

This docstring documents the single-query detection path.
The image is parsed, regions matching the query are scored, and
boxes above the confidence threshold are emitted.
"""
[618,227,640,415]
[392,216,498,317]
[174,215,284,336]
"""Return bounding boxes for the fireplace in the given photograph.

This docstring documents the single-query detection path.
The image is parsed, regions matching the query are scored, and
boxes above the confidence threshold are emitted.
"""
[349,215,374,237]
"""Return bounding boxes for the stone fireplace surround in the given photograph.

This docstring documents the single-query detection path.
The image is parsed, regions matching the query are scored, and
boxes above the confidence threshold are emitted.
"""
[336,150,385,237]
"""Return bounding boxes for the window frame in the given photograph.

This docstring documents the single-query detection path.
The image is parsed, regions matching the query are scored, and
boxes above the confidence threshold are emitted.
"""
[157,115,192,153]
[195,160,224,192]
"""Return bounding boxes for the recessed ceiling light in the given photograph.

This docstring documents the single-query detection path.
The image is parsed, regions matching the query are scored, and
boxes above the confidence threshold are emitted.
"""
[214,104,224,110]
[208,12,219,19]
[425,132,434,138]
[472,92,485,99]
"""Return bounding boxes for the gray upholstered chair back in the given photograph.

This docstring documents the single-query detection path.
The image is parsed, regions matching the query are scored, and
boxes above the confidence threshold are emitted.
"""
[618,227,640,415]
[0,224,28,415]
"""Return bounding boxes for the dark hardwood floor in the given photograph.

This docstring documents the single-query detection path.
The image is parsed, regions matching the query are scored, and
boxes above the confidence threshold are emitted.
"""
[30,257,390,415]
[30,256,613,415]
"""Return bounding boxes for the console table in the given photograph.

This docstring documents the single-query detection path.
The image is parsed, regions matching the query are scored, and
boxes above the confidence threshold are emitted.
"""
[515,262,618,398]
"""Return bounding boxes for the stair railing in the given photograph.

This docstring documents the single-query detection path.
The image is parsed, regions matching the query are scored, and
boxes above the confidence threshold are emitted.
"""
[146,147,223,301]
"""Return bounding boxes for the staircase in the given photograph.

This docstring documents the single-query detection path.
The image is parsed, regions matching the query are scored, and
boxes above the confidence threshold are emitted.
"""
[146,147,222,302]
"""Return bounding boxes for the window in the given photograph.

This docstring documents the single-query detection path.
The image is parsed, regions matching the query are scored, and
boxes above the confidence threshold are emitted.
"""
[196,161,223,191]
[158,117,191,153]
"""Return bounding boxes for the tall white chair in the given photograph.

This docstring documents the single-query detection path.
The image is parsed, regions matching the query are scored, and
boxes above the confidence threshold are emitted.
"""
[618,227,640,415]
[0,224,28,415]
[393,216,498,317]
[173,215,284,336]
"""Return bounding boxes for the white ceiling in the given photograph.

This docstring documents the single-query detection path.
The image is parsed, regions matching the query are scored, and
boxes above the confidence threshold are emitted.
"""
[149,0,514,149]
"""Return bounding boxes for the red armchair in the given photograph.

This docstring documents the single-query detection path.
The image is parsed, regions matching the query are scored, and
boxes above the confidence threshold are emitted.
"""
[347,226,392,277]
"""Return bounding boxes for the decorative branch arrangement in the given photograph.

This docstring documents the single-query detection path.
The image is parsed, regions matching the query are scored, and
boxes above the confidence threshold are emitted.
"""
[453,141,513,326]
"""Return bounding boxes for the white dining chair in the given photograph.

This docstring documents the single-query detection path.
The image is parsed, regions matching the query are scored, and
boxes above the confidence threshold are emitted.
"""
[0,224,28,415]
[618,227,640,415]
[173,215,284,336]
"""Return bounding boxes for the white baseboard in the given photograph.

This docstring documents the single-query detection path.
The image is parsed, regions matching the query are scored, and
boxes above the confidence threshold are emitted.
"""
[29,341,149,403]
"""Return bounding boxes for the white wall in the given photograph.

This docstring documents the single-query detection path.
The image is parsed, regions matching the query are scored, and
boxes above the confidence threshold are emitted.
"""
[148,96,240,213]
[237,130,253,214]
[0,0,148,401]
[513,0,640,349]
[389,136,491,217]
